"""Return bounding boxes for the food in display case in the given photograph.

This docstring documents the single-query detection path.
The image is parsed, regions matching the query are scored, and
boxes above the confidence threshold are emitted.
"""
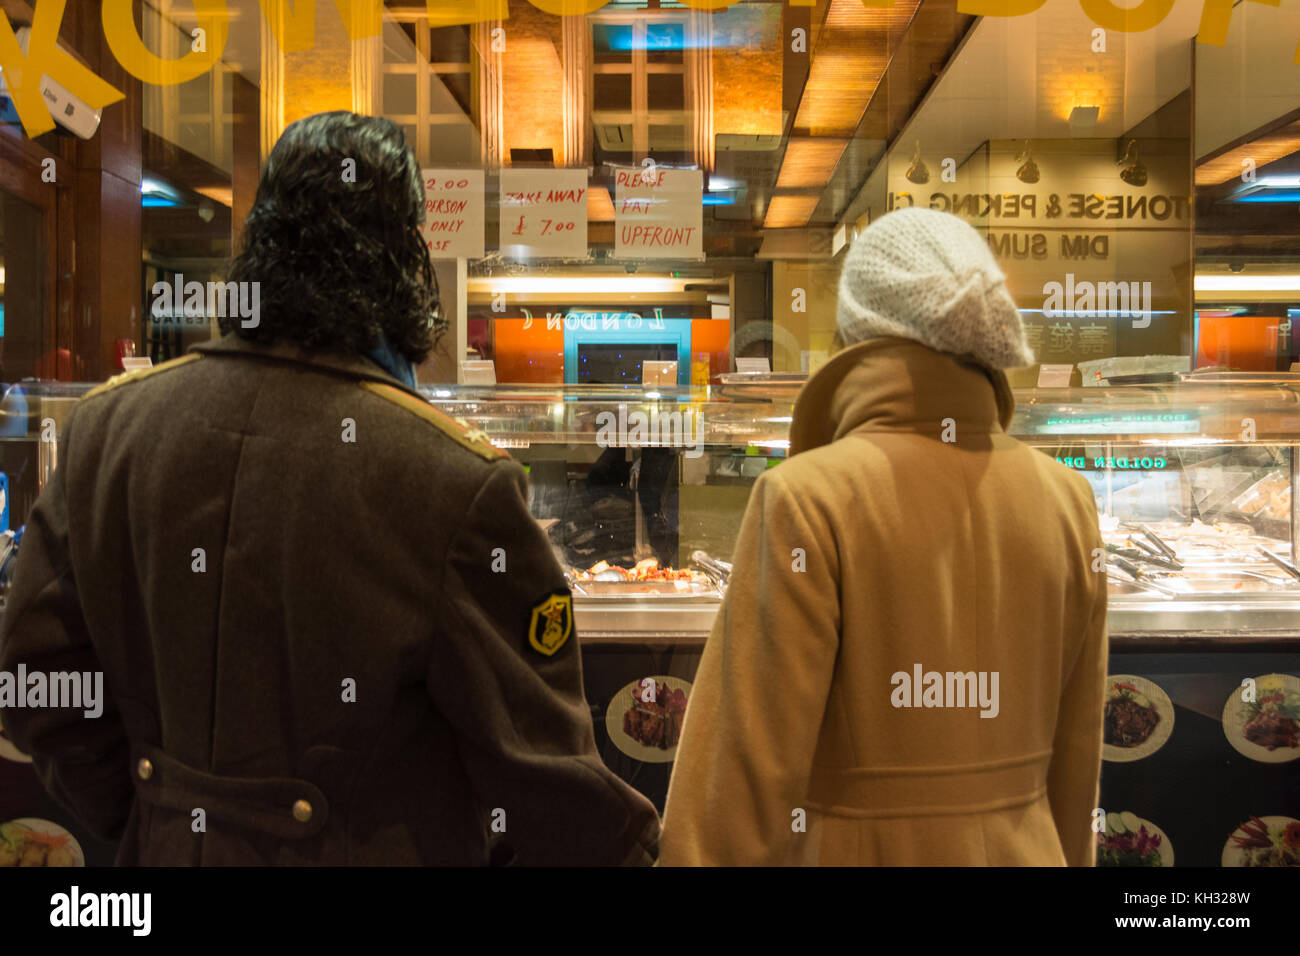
[1101,518,1299,597]
[569,557,721,596]
[1095,812,1172,867]
[574,558,707,586]
[1222,816,1300,867]
[0,819,84,867]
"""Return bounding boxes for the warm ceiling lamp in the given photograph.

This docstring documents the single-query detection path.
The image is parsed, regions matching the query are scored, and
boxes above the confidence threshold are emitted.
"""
[764,0,920,229]
[763,195,821,229]
[1069,106,1099,135]
[194,185,233,207]
[1195,119,1300,187]
[776,139,851,190]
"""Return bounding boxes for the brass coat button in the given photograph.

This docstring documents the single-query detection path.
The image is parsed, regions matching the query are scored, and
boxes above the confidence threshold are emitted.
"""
[292,799,312,823]
[137,758,153,780]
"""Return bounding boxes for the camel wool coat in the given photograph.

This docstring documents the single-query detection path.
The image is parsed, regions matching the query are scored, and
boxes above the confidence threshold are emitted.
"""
[660,338,1107,866]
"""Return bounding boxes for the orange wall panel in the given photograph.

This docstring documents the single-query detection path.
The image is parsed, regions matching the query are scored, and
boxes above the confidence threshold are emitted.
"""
[690,319,731,383]
[1196,313,1283,371]
[492,318,565,383]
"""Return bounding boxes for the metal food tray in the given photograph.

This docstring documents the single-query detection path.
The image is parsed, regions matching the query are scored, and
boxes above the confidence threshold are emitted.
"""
[571,580,720,598]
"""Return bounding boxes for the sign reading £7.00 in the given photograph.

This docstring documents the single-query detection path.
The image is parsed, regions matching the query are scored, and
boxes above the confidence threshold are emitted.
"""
[498,169,588,259]
[1,0,1295,139]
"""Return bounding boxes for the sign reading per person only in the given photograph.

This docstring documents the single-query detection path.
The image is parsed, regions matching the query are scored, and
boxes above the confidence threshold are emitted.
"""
[421,169,485,259]
[615,167,703,261]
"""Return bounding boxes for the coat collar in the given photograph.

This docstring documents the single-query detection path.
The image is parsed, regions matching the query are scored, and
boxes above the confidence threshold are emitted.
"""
[788,338,1016,457]
[189,334,419,397]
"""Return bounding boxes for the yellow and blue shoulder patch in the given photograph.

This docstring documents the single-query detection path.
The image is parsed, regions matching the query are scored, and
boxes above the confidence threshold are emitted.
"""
[82,353,202,401]
[360,381,506,462]
[528,590,573,656]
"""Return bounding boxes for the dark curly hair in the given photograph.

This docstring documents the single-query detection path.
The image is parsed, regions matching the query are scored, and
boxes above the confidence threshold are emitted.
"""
[224,111,442,363]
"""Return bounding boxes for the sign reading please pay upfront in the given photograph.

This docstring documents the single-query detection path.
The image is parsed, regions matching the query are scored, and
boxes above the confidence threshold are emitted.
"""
[615,167,703,261]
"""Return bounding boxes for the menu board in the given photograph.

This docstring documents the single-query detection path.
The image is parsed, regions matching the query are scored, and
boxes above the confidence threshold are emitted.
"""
[498,169,588,259]
[614,167,703,260]
[420,169,484,260]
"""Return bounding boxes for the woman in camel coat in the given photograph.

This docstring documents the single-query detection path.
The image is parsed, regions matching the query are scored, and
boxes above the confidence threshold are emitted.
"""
[660,209,1108,866]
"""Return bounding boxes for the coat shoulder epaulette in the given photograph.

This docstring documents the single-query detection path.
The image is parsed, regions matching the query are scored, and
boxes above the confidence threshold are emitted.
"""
[359,381,506,462]
[82,353,203,402]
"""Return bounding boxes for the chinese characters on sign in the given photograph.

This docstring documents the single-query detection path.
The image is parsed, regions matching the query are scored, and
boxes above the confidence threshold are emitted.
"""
[1024,318,1114,366]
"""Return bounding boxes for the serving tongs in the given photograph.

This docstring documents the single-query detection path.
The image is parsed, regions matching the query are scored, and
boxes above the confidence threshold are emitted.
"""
[1136,524,1178,560]
[1256,546,1300,583]
[1118,523,1180,559]
[1104,542,1183,573]
[1107,557,1178,598]
[690,550,733,589]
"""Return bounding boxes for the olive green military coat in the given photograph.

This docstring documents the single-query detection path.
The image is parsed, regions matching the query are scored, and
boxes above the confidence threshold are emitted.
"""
[0,335,659,865]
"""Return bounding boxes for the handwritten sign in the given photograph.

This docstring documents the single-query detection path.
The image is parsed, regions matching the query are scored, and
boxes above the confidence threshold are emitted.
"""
[421,169,484,259]
[615,167,703,260]
[499,169,588,258]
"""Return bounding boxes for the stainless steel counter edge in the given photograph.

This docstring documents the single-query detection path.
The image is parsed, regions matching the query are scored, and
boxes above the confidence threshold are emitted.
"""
[574,597,1300,646]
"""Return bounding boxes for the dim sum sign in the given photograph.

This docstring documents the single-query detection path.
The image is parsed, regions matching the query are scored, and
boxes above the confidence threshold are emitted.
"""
[0,0,1291,139]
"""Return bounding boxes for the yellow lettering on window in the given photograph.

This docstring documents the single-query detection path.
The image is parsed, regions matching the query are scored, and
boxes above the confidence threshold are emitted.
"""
[1197,0,1280,48]
[1078,0,1174,33]
[424,0,512,27]
[102,0,230,85]
[955,0,1047,15]
[258,1,382,54]
[0,0,124,138]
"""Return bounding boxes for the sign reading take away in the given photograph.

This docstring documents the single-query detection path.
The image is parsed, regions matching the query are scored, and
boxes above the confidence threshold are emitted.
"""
[615,166,703,260]
[499,169,588,258]
[421,169,485,259]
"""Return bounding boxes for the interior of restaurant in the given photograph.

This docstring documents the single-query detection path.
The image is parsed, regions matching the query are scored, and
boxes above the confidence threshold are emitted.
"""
[0,1,1293,385]
[2,0,1300,869]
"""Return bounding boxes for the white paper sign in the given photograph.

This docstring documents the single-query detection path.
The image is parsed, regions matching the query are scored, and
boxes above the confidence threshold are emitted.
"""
[498,169,588,258]
[1037,363,1074,387]
[121,357,153,370]
[420,169,484,259]
[461,360,497,385]
[736,357,771,373]
[614,167,703,260]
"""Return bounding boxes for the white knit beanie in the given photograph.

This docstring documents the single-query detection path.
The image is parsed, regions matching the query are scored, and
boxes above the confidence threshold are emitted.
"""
[837,208,1034,369]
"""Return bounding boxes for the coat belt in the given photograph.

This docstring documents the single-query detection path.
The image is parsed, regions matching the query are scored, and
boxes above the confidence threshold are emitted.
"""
[131,743,329,839]
[806,750,1052,818]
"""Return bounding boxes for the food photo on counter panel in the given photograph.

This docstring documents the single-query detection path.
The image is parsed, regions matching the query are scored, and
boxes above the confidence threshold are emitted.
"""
[3,1,1300,939]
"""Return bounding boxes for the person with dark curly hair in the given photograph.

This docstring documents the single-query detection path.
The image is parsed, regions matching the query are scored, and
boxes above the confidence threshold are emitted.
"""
[225,111,444,383]
[0,111,660,866]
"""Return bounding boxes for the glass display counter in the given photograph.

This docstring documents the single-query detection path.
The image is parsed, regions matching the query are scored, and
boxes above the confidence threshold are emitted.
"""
[1,374,1296,866]
[426,375,1300,865]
